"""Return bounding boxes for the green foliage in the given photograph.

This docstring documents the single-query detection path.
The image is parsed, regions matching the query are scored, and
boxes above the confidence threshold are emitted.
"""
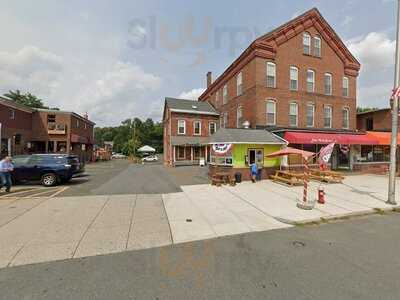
[4,90,55,109]
[357,107,379,113]
[94,117,163,155]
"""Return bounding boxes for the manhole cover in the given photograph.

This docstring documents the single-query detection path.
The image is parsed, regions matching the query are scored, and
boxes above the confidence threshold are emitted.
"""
[186,219,192,222]
[292,241,306,247]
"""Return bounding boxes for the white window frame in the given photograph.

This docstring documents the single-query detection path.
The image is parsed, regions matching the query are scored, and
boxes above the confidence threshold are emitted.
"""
[290,66,298,91]
[324,106,333,129]
[314,36,321,57]
[266,62,276,88]
[237,72,243,96]
[324,73,332,95]
[236,106,243,128]
[343,76,349,97]
[193,120,201,135]
[307,69,315,93]
[306,103,315,127]
[178,119,186,135]
[303,32,311,55]
[342,108,350,129]
[209,122,217,135]
[289,102,298,127]
[9,109,15,120]
[223,84,228,104]
[266,100,276,126]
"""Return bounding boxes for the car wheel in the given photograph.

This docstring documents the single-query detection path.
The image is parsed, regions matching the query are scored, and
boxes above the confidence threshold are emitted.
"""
[41,173,57,187]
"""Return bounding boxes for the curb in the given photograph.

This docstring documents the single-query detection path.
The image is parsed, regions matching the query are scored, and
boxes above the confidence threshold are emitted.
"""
[274,205,400,225]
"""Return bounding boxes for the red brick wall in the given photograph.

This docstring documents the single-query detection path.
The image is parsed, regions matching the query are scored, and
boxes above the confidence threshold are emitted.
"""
[202,24,357,131]
[357,110,393,132]
[0,103,32,132]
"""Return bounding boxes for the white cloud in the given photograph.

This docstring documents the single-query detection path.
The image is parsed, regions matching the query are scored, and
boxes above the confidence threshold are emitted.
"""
[73,61,162,125]
[347,32,395,71]
[0,46,64,97]
[178,88,205,100]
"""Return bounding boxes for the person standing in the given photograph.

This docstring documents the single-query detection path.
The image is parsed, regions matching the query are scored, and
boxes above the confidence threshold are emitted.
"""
[0,156,14,193]
[256,150,263,181]
[250,162,258,183]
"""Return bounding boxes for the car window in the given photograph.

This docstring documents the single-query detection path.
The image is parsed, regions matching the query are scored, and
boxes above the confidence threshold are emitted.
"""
[12,156,31,165]
[29,156,66,165]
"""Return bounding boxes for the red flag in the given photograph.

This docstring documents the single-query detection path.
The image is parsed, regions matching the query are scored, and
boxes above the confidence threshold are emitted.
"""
[318,142,335,168]
[391,87,400,99]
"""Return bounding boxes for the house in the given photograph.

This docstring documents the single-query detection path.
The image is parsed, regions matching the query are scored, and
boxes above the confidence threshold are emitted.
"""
[0,97,33,156]
[197,7,379,171]
[0,97,95,162]
[163,97,219,166]
[208,128,286,180]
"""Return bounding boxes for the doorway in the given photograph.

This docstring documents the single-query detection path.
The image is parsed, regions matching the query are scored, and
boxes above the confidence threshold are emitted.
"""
[334,144,350,170]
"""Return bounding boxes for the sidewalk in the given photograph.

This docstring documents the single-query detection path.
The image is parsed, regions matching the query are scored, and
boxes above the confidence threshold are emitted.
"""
[0,174,398,268]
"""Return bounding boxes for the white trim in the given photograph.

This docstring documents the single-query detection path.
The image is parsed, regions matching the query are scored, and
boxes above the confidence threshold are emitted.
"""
[303,32,311,55]
[266,62,276,88]
[323,105,333,128]
[193,120,201,135]
[343,76,349,97]
[170,108,219,116]
[266,99,276,126]
[314,36,321,57]
[306,103,315,128]
[209,122,217,135]
[289,66,298,91]
[307,69,315,93]
[342,107,350,129]
[178,119,186,135]
[324,73,332,95]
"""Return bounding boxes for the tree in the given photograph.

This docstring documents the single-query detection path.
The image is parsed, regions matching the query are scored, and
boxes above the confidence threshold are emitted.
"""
[3,89,58,109]
[357,107,379,113]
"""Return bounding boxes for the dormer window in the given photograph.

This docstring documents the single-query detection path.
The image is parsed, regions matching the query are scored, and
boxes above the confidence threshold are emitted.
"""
[303,32,311,55]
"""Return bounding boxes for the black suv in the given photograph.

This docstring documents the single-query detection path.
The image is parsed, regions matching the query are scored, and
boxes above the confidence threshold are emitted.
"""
[11,154,84,186]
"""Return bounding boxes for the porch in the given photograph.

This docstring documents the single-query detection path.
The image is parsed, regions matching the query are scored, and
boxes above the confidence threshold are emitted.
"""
[172,145,210,166]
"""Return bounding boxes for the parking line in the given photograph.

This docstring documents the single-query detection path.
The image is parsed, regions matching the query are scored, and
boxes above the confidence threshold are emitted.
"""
[49,186,69,198]
[20,188,61,198]
[0,188,43,198]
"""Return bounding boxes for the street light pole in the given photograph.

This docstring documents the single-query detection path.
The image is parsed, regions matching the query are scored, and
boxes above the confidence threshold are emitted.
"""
[388,0,400,205]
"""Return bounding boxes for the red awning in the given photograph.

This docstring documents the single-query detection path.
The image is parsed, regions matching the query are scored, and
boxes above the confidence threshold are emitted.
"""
[366,131,400,145]
[283,131,379,145]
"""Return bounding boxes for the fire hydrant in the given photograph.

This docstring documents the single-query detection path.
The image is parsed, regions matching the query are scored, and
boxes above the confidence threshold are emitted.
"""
[317,186,325,204]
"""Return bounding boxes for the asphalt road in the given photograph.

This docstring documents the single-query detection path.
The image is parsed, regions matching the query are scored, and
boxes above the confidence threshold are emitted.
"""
[1,213,400,299]
[59,159,209,196]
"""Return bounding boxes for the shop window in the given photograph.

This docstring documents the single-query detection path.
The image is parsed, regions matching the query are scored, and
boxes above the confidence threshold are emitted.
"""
[210,155,233,166]
[359,145,390,162]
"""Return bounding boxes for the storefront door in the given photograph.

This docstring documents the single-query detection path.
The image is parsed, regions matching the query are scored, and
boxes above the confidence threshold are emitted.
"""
[334,145,350,170]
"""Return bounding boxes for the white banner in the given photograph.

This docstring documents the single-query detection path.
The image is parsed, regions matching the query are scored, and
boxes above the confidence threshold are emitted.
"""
[212,144,232,155]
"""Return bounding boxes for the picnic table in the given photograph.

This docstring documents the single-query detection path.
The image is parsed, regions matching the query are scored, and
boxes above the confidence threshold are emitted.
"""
[309,169,344,183]
[211,171,235,187]
[270,170,304,186]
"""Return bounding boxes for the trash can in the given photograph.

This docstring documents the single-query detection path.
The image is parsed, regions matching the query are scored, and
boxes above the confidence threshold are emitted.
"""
[235,172,242,183]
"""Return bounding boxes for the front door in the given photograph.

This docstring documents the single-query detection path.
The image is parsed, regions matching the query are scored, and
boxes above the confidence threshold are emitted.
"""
[334,145,350,170]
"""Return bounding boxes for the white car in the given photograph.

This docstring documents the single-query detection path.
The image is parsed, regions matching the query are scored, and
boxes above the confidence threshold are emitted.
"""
[142,155,158,162]
[111,153,127,159]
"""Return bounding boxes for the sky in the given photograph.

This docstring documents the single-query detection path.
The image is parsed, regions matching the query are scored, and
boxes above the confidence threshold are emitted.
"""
[0,0,397,126]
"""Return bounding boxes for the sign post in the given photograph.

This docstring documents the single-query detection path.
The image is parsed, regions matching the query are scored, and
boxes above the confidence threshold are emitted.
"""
[388,0,400,205]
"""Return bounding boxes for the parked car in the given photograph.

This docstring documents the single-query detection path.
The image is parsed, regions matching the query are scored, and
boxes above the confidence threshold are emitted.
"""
[111,153,127,159]
[11,154,84,187]
[142,155,158,162]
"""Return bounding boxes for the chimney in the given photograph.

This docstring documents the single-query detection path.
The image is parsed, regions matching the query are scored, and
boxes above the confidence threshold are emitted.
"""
[83,112,88,119]
[206,71,212,88]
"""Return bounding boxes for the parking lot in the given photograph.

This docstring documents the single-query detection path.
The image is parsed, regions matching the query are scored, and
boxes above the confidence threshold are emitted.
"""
[3,158,209,198]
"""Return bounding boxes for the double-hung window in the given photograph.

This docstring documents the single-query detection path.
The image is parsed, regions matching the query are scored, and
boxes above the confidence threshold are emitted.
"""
[314,36,321,57]
[343,77,349,97]
[9,109,15,120]
[193,121,201,135]
[237,106,243,128]
[306,104,315,127]
[324,73,332,95]
[324,106,332,128]
[209,122,216,135]
[290,66,298,91]
[342,108,350,129]
[307,70,315,93]
[178,120,186,135]
[303,33,311,55]
[289,102,298,127]
[266,62,276,88]
[237,72,243,96]
[266,100,276,126]
[223,84,228,104]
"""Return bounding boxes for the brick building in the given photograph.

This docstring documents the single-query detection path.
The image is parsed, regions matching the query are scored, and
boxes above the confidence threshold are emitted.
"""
[163,97,219,166]
[0,97,95,162]
[357,108,394,132]
[197,8,382,171]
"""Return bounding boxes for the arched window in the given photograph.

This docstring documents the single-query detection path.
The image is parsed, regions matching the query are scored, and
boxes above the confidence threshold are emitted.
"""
[303,32,311,55]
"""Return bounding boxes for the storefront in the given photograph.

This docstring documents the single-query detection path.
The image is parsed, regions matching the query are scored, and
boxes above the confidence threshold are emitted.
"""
[277,130,381,171]
[208,128,286,180]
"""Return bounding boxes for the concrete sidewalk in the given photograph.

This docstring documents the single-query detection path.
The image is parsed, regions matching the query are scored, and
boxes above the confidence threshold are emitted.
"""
[0,174,399,268]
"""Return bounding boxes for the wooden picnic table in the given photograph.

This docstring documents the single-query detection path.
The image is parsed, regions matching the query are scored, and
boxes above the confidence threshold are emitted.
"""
[270,170,304,186]
[310,169,345,183]
[211,171,235,187]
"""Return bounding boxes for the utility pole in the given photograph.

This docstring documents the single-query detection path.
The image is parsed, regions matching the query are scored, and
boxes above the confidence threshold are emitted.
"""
[133,121,136,157]
[388,0,400,205]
